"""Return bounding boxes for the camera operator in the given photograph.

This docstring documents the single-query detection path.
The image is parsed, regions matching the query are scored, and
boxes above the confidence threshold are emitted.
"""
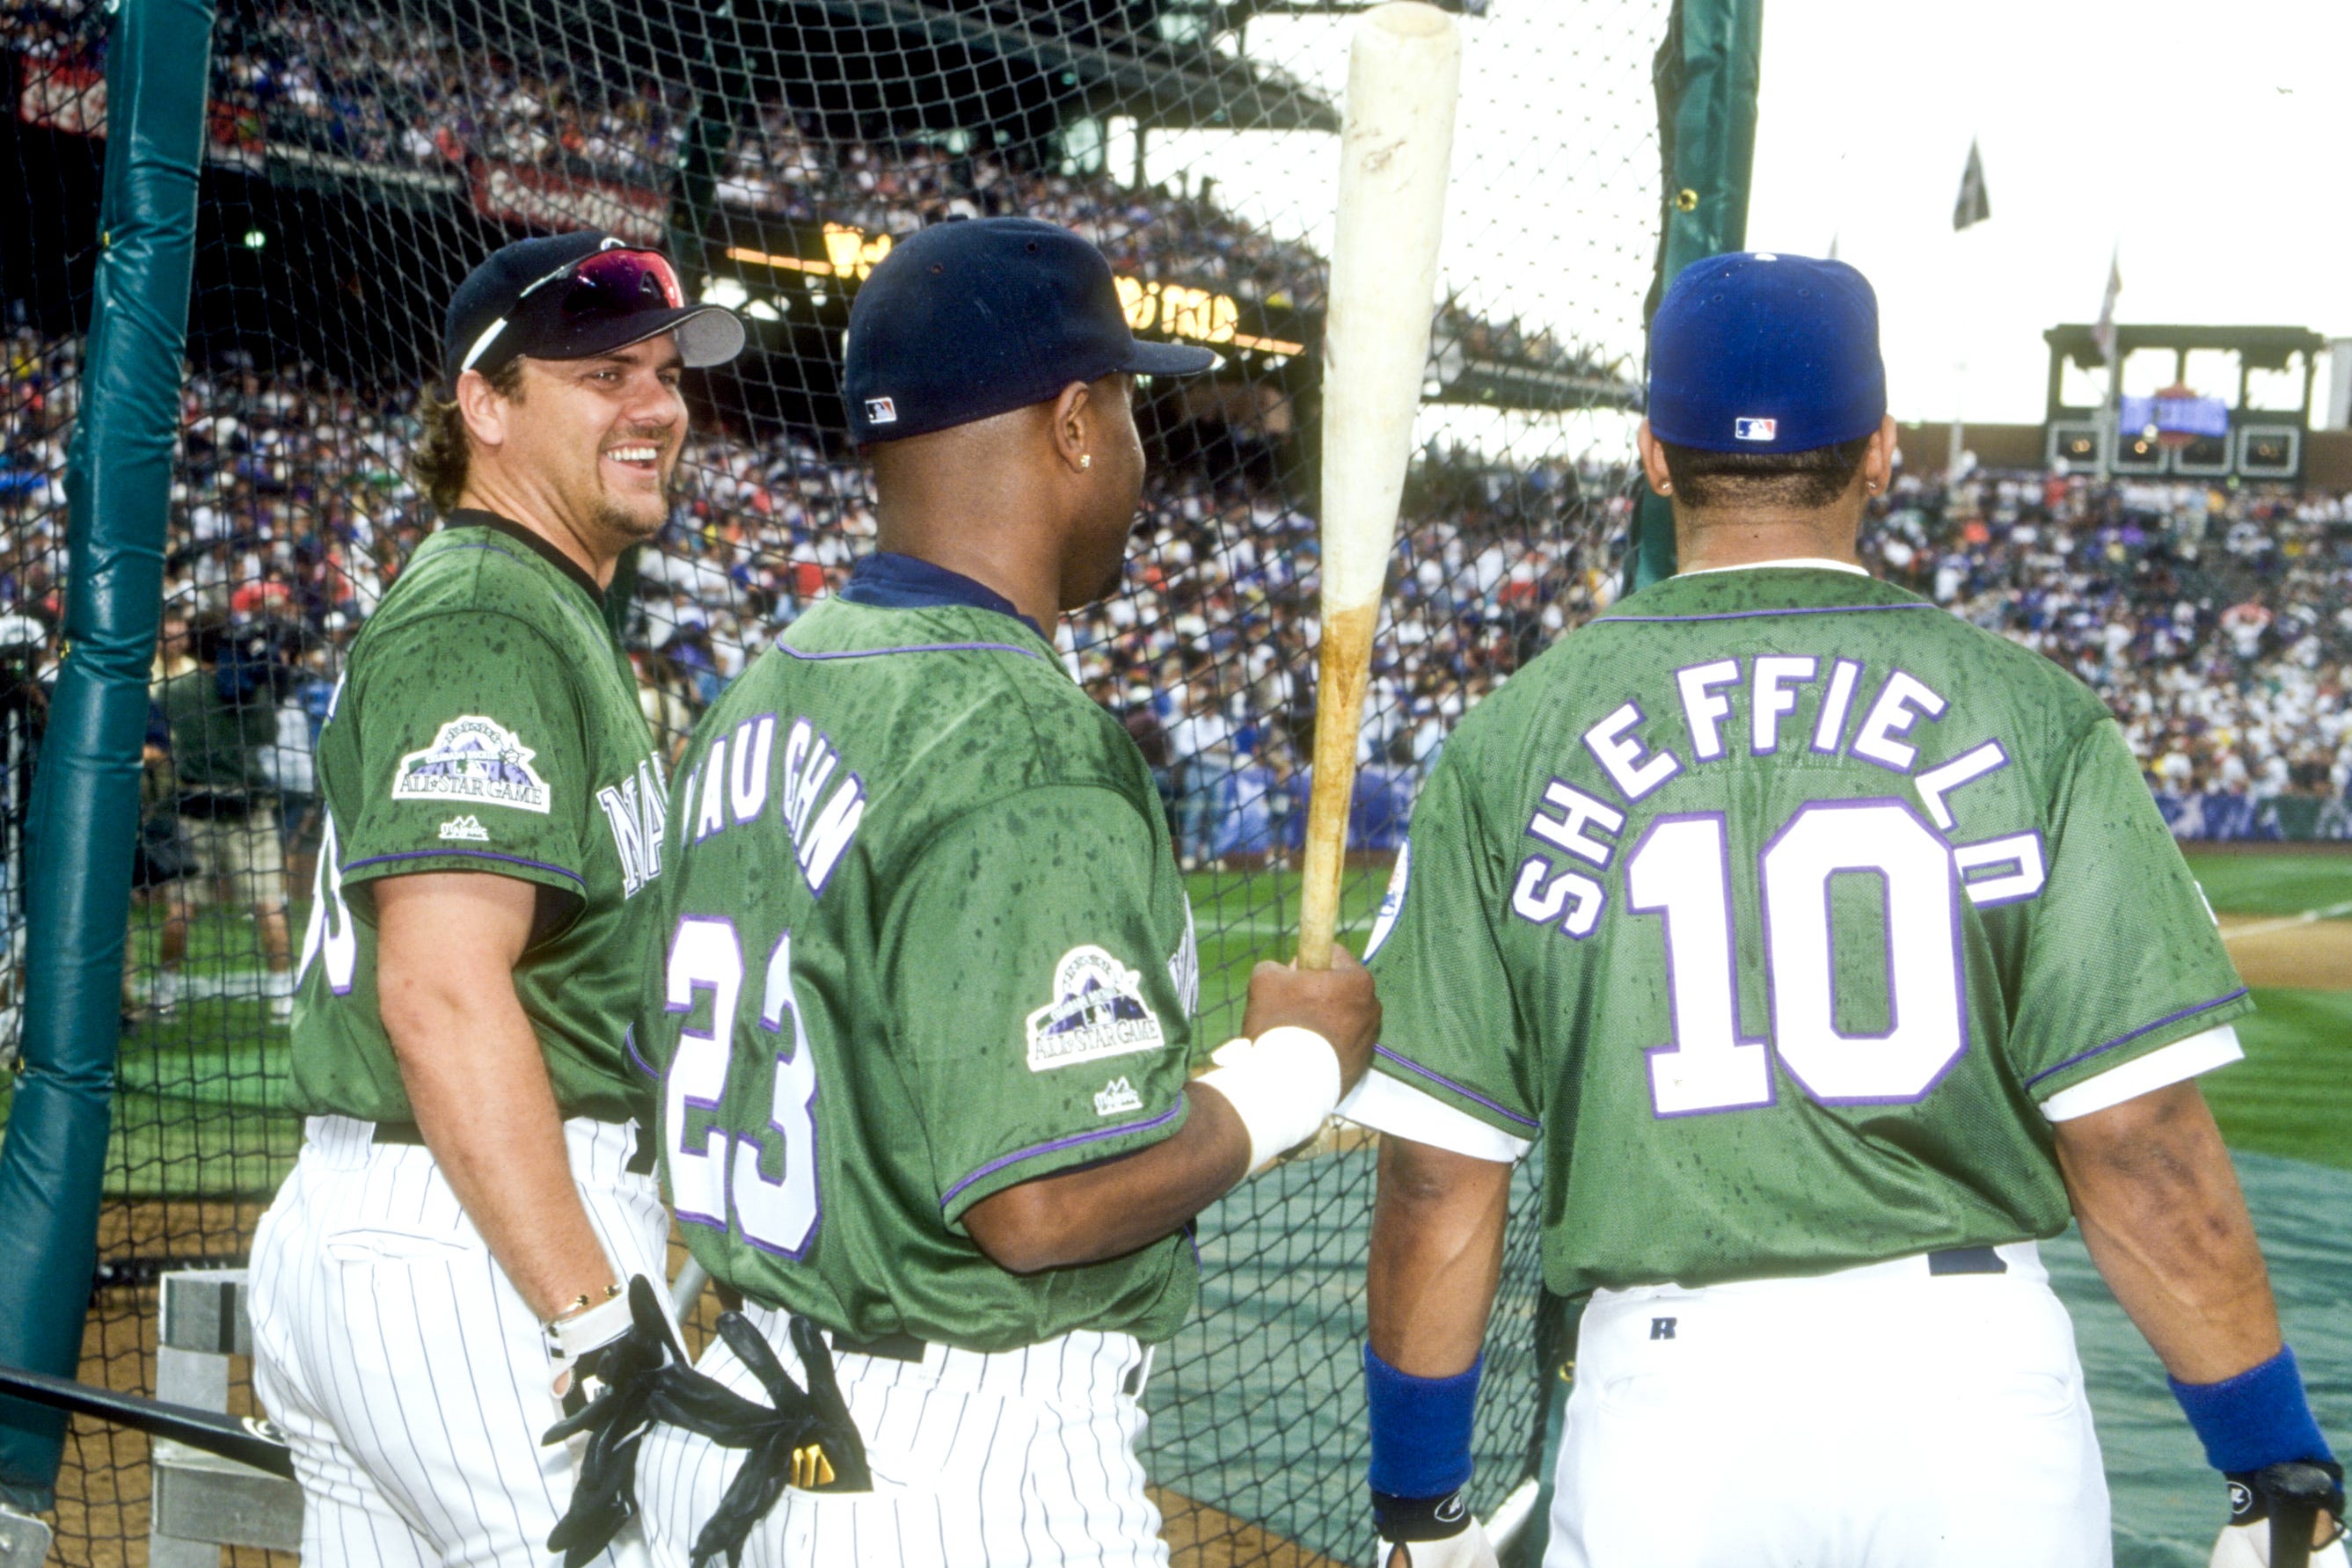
[155,615,296,1022]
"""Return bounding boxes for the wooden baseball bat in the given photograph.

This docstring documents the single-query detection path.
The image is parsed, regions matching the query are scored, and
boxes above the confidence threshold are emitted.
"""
[0,1362,296,1479]
[1297,1,1461,971]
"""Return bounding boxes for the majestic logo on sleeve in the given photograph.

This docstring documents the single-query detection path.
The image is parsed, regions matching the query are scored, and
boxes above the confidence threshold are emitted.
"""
[1026,945,1165,1072]
[1093,1076,1144,1117]
[391,716,551,813]
[437,814,490,842]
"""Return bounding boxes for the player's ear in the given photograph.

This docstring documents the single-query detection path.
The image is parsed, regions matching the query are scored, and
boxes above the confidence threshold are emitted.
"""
[457,367,512,452]
[1635,419,1673,497]
[1862,414,1898,495]
[1049,379,1093,477]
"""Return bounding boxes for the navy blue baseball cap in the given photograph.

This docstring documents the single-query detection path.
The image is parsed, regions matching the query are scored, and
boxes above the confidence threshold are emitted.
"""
[843,217,1218,445]
[442,231,743,396]
[1647,252,1886,454]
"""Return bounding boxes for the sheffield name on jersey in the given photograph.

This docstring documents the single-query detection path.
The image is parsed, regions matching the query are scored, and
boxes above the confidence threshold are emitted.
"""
[1363,565,2251,1295]
[639,592,1202,1353]
[289,515,666,1125]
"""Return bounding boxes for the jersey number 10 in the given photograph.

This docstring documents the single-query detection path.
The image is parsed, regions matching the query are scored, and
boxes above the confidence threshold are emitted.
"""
[1627,799,1966,1117]
[662,917,822,1258]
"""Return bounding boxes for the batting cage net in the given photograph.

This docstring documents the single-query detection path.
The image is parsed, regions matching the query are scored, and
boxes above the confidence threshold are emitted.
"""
[1,0,1669,1559]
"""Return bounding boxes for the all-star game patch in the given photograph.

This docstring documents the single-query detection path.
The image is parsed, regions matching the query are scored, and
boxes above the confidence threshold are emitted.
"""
[1026,944,1165,1072]
[391,715,551,813]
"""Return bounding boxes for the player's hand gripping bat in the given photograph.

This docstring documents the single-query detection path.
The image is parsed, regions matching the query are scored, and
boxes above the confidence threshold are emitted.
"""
[2210,1460,2348,1568]
[1296,1,1461,974]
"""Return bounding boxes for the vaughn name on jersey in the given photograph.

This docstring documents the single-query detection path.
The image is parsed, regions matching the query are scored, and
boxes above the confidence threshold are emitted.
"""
[1356,564,2251,1295]
[639,583,1203,1353]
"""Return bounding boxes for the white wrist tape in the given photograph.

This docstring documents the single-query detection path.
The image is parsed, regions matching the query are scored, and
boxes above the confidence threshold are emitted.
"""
[544,1288,633,1393]
[1197,1025,1343,1171]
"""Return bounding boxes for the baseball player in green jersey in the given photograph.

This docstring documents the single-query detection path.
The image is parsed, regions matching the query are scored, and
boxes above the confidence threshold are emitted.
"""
[595,218,1381,1568]
[1346,255,2341,1568]
[245,231,743,1567]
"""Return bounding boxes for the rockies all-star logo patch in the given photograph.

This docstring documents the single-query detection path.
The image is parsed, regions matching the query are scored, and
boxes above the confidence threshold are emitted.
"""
[391,716,551,813]
[1026,945,1165,1072]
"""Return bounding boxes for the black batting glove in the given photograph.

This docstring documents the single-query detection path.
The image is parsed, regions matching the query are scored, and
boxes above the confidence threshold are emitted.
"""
[1371,1484,1473,1542]
[2223,1460,2346,1565]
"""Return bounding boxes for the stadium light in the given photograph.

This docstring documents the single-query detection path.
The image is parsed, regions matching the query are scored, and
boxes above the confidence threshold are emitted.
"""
[241,230,265,249]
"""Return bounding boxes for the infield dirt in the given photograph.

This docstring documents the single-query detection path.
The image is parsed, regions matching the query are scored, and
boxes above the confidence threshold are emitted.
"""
[2219,915,2352,991]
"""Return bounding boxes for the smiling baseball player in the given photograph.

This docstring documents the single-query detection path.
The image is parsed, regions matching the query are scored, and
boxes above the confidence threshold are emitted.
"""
[245,232,742,1566]
[599,217,1382,1568]
[1342,254,2341,1568]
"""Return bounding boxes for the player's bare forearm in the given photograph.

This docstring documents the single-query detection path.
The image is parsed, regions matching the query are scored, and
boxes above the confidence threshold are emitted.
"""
[376,872,618,1322]
[1367,1134,1511,1376]
[2053,1079,2282,1384]
[961,1083,1251,1273]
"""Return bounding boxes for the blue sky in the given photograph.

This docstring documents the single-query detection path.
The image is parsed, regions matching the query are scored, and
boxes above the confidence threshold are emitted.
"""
[1141,0,2347,448]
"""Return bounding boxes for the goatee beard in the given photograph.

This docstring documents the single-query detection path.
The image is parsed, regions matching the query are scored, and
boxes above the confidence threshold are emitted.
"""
[596,489,667,545]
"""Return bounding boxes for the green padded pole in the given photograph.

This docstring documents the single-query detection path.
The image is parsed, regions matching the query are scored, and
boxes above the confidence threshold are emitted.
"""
[1626,0,1763,593]
[0,0,215,1506]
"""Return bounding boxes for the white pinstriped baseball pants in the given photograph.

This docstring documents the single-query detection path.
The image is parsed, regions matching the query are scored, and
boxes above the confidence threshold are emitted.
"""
[635,1304,1168,1568]
[247,1115,672,1567]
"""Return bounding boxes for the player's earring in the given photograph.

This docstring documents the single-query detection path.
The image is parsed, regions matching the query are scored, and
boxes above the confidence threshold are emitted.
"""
[1080,454,1092,470]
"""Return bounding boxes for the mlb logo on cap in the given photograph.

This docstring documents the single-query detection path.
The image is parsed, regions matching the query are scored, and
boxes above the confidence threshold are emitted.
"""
[865,397,898,426]
[1645,252,1887,455]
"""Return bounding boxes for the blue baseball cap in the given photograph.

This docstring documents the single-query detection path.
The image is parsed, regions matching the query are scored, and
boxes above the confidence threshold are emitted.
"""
[843,217,1218,445]
[1647,252,1886,454]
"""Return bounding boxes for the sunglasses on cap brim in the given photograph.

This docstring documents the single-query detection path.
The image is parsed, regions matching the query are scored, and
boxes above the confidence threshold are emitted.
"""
[457,248,687,378]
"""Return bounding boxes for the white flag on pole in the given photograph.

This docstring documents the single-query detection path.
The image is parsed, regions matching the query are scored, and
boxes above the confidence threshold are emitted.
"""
[2092,246,2122,364]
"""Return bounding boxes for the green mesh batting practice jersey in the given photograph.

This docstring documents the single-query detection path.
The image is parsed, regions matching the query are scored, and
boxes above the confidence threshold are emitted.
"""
[639,568,1202,1352]
[289,513,668,1126]
[1358,562,2251,1297]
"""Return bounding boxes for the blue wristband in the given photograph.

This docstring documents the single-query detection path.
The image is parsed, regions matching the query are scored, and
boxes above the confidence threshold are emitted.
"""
[2169,1346,2335,1474]
[1364,1346,1480,1500]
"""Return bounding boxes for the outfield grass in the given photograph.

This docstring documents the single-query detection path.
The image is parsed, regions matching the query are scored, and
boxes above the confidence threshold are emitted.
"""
[2179,846,2352,918]
[2178,849,2352,1171]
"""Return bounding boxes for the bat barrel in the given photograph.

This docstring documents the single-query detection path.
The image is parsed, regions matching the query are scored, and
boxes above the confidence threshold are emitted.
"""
[1297,0,1460,971]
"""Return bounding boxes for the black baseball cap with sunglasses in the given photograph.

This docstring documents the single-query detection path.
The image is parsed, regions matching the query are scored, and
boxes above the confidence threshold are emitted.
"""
[439,231,744,396]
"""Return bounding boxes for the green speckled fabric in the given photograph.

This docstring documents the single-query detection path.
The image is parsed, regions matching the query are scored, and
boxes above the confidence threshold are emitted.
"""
[640,596,1201,1350]
[288,522,665,1125]
[1366,565,2250,1295]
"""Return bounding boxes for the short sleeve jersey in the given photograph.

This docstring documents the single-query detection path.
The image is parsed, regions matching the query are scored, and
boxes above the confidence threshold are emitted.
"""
[639,588,1201,1353]
[288,514,669,1126]
[1362,565,2250,1296]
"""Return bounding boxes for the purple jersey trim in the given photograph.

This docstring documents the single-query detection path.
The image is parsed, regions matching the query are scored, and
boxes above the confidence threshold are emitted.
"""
[2023,988,2251,1090]
[774,638,1045,663]
[1595,602,1938,626]
[342,848,586,886]
[939,1101,1184,1211]
[624,1025,658,1081]
[1373,1046,1540,1130]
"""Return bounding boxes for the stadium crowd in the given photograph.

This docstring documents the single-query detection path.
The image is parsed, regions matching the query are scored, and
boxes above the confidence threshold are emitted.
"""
[5,0,1641,380]
[5,320,2351,869]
